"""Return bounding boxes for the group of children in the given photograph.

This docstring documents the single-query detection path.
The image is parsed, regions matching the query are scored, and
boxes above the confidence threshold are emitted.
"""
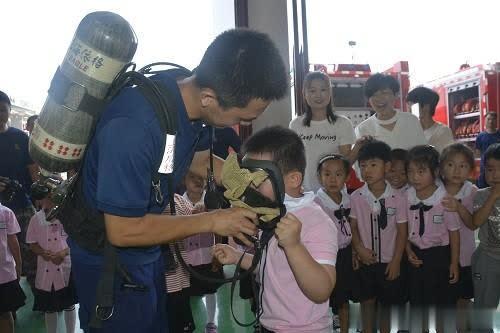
[2,122,500,333]
[212,125,500,333]
[0,194,77,333]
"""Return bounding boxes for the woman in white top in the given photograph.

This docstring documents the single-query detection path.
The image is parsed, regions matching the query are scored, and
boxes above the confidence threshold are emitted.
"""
[290,71,367,192]
[355,73,426,150]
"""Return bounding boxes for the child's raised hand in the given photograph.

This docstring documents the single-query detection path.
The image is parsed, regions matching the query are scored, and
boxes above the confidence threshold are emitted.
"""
[385,260,401,280]
[274,213,302,250]
[449,263,459,284]
[441,195,459,212]
[213,244,239,266]
[406,247,423,267]
[356,246,377,265]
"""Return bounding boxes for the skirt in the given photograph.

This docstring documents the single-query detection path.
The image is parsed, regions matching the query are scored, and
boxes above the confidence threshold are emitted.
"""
[33,278,78,312]
[0,279,26,313]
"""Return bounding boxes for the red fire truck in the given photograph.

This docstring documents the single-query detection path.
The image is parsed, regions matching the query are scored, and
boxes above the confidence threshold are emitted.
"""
[311,61,411,190]
[423,63,500,176]
[424,63,500,143]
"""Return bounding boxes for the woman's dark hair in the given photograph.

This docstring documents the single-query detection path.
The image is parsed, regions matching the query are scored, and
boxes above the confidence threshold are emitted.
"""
[440,143,475,171]
[406,145,440,179]
[302,71,337,127]
[364,73,400,98]
[194,29,289,109]
[407,87,440,116]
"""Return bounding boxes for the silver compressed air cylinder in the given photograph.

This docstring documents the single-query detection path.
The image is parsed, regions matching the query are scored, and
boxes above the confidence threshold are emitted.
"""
[30,11,137,172]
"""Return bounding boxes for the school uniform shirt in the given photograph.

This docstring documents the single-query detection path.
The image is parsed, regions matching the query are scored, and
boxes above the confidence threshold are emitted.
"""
[355,111,427,150]
[407,185,461,249]
[290,115,355,192]
[423,122,454,154]
[453,181,477,267]
[0,204,21,284]
[26,210,71,292]
[182,191,214,266]
[350,183,408,263]
[260,192,337,333]
[314,188,352,249]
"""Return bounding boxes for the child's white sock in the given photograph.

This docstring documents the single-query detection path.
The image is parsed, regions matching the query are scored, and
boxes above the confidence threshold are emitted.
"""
[45,312,58,333]
[64,306,76,333]
[205,293,216,323]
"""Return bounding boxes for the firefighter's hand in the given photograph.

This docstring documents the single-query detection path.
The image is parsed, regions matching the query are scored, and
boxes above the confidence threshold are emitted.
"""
[406,246,423,267]
[208,208,257,247]
[213,244,240,266]
[385,259,401,280]
[356,246,377,265]
[275,213,302,250]
[449,263,459,284]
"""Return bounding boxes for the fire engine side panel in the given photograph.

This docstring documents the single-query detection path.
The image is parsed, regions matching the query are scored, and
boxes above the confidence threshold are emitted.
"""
[433,85,448,126]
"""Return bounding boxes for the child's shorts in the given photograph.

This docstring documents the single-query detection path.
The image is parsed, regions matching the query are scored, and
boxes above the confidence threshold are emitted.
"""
[0,279,26,313]
[33,276,78,312]
[353,261,407,305]
[408,244,457,306]
[456,265,474,300]
[188,263,224,296]
[330,245,354,308]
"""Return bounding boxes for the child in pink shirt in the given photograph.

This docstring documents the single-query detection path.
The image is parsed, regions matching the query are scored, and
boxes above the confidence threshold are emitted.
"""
[314,154,353,333]
[182,171,221,333]
[163,193,195,333]
[26,196,77,333]
[349,140,408,333]
[405,145,461,333]
[387,148,409,193]
[0,203,25,333]
[214,126,337,333]
[439,143,477,332]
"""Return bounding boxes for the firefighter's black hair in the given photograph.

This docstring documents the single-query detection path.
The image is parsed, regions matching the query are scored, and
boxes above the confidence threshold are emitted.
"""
[194,29,289,109]
[0,90,11,106]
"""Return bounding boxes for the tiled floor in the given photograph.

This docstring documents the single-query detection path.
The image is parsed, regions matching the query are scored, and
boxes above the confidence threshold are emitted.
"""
[14,266,255,333]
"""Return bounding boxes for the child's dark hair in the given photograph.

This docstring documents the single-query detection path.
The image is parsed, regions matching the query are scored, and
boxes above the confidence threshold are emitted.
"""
[358,140,392,162]
[194,29,288,108]
[484,143,500,164]
[364,73,400,98]
[406,145,440,178]
[302,71,337,127]
[440,143,475,170]
[0,90,11,106]
[242,126,306,176]
[391,148,408,163]
[317,154,350,175]
[407,87,440,116]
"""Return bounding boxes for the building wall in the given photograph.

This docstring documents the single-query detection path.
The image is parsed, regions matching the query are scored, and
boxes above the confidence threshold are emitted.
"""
[246,0,293,132]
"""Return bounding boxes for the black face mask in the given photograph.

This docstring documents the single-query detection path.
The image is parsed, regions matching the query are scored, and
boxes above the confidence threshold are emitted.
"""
[239,158,287,230]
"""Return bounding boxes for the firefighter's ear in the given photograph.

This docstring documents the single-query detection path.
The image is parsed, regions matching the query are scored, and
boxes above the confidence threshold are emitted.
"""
[200,88,219,109]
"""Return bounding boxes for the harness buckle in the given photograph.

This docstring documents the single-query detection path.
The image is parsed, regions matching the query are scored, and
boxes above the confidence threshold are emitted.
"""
[95,305,114,321]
